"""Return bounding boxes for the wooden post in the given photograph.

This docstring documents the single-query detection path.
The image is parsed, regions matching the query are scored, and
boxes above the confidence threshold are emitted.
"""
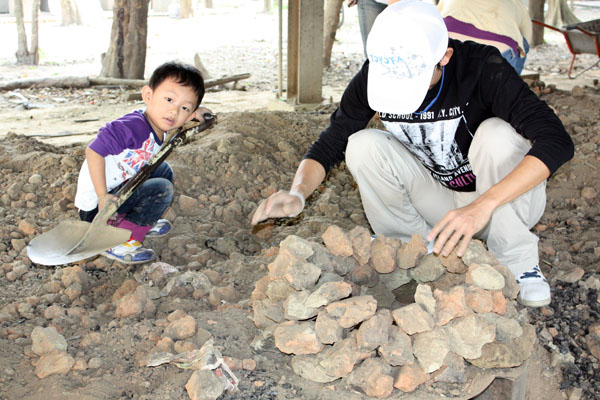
[287,0,323,104]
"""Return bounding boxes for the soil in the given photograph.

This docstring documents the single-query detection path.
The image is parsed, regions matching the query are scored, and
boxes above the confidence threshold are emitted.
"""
[0,2,600,400]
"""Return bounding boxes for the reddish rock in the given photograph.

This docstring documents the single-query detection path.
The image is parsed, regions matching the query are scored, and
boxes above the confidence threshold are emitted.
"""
[326,295,377,329]
[349,226,372,265]
[465,287,493,314]
[439,252,467,273]
[434,286,469,326]
[315,310,344,344]
[369,237,396,274]
[396,234,427,269]
[322,225,353,257]
[491,291,507,315]
[394,364,429,393]
[164,315,196,340]
[112,279,138,304]
[274,321,324,355]
[392,304,434,335]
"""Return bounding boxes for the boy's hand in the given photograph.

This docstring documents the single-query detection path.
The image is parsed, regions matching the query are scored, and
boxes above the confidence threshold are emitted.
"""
[194,107,216,123]
[98,193,118,211]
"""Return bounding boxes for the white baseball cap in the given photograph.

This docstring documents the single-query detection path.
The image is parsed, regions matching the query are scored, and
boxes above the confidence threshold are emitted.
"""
[366,0,449,114]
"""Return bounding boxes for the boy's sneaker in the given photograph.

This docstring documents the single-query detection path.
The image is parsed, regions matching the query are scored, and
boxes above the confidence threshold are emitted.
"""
[516,265,551,307]
[103,239,156,264]
[146,219,172,238]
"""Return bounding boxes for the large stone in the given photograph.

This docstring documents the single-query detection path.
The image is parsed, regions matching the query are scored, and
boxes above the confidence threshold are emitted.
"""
[413,329,450,373]
[265,278,296,302]
[396,234,427,269]
[291,355,339,383]
[414,284,436,315]
[467,263,505,290]
[468,323,536,368]
[349,226,372,266]
[439,252,467,274]
[356,309,393,351]
[490,264,520,300]
[305,281,352,308]
[322,225,353,257]
[432,352,466,383]
[34,350,74,379]
[382,268,412,291]
[480,313,523,341]
[164,315,196,340]
[274,321,324,355]
[378,325,414,366]
[326,296,377,329]
[361,283,396,309]
[284,261,322,291]
[315,310,344,344]
[461,240,497,266]
[394,364,429,393]
[392,303,434,335]
[345,358,394,399]
[411,254,445,283]
[185,369,224,400]
[252,298,285,329]
[444,314,496,359]
[280,235,314,260]
[465,287,493,313]
[283,291,319,321]
[434,286,470,326]
[319,337,372,378]
[31,326,67,356]
[369,237,397,274]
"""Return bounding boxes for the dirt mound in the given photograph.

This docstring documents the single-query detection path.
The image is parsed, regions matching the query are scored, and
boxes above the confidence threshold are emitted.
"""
[0,85,599,398]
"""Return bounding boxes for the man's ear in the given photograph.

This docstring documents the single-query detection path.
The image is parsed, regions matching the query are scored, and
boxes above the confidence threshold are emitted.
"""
[440,48,454,67]
[141,85,153,104]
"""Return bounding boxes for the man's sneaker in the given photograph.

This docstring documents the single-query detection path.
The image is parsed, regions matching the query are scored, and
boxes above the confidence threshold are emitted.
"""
[146,219,172,238]
[516,265,551,307]
[103,239,156,264]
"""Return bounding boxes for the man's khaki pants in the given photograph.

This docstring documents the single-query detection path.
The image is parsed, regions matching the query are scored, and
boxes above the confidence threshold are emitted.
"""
[345,118,546,277]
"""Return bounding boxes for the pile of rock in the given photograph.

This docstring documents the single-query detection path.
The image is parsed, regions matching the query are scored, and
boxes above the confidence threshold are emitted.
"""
[252,225,536,398]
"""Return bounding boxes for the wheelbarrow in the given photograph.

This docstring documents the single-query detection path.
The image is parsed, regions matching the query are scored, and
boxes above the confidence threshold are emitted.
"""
[532,18,600,79]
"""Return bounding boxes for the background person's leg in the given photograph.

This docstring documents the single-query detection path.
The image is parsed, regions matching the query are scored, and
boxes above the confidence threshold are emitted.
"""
[357,0,387,57]
[345,129,457,242]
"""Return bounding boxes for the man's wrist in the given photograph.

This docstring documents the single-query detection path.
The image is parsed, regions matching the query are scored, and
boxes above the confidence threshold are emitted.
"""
[288,190,305,210]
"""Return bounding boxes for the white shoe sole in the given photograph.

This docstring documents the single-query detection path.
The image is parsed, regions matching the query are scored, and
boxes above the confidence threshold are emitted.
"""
[516,295,551,308]
[101,251,156,265]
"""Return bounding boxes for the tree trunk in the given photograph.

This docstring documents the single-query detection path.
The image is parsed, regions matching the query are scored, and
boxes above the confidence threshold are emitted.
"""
[14,0,39,64]
[323,0,343,68]
[60,0,82,26]
[205,0,213,8]
[100,0,149,79]
[180,0,193,18]
[546,0,580,27]
[263,0,271,13]
[529,0,545,46]
[30,0,40,64]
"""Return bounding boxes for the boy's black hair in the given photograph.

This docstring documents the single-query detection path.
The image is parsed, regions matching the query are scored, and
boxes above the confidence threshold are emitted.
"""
[148,61,205,110]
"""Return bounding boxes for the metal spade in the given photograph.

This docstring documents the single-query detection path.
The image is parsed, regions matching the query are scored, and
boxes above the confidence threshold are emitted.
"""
[27,113,216,266]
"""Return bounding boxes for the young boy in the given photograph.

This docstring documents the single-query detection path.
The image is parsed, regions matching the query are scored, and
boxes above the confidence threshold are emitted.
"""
[74,61,206,264]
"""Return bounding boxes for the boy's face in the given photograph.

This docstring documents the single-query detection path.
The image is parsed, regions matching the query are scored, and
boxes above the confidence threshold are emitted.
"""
[142,78,198,133]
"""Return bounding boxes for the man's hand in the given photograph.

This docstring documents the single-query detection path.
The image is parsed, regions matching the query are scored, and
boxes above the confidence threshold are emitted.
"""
[97,193,118,211]
[426,201,494,257]
[346,0,358,7]
[251,190,304,225]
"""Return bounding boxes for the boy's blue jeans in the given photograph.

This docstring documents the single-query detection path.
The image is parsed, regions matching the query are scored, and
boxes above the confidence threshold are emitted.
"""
[79,162,174,229]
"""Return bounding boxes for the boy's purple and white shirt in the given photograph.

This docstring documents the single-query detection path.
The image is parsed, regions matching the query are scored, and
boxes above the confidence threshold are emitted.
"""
[74,110,165,211]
